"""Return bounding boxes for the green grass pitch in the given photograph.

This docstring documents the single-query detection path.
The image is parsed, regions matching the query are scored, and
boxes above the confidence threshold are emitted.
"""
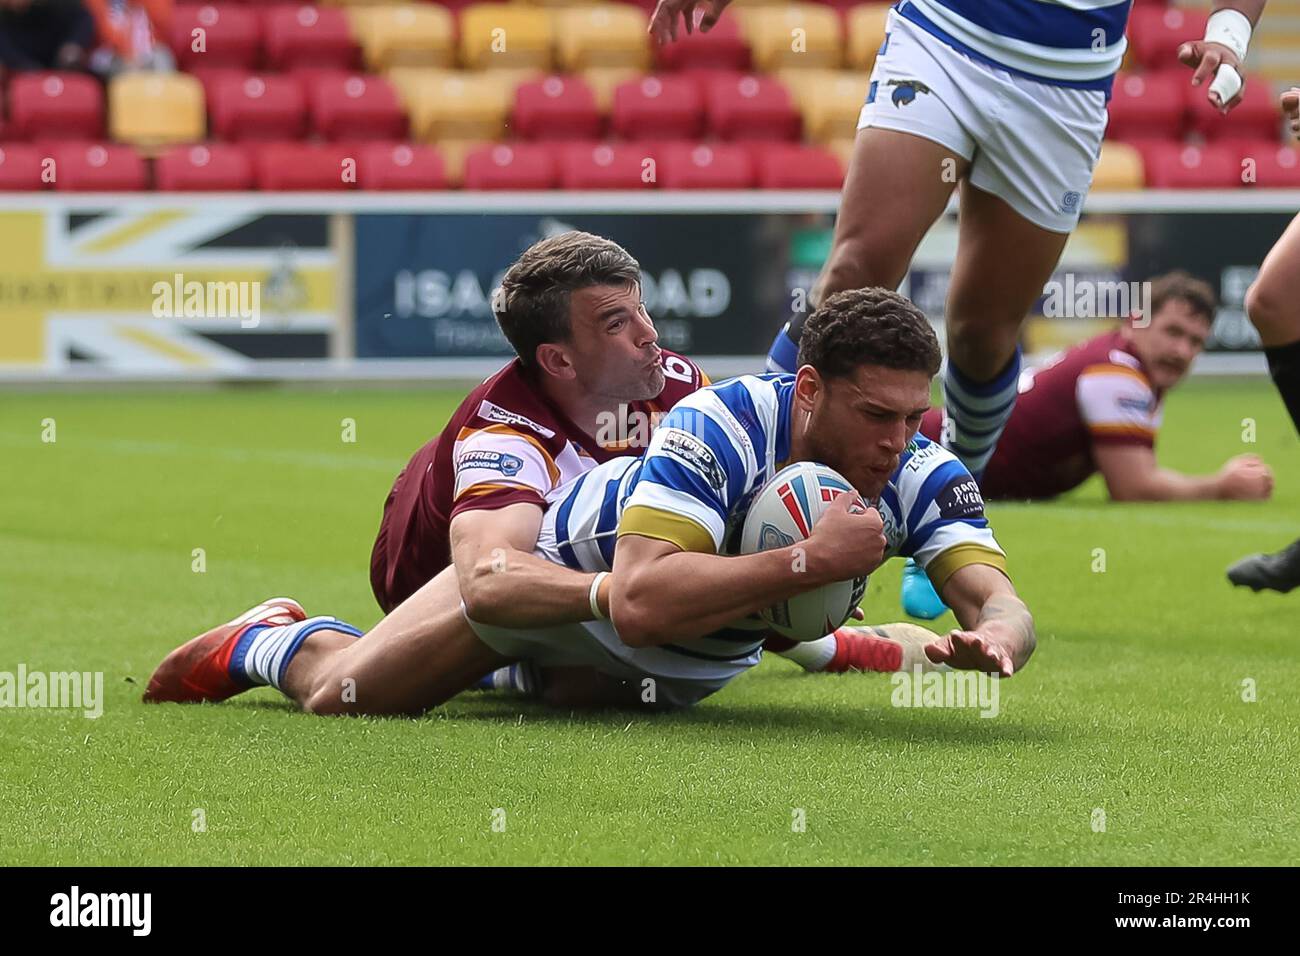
[1,376,1297,866]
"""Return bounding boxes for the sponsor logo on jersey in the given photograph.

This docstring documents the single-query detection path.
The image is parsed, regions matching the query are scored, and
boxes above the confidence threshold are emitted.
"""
[660,428,727,491]
[476,400,556,438]
[457,450,525,477]
[1117,395,1153,413]
[888,78,932,107]
[937,476,985,520]
[904,439,942,473]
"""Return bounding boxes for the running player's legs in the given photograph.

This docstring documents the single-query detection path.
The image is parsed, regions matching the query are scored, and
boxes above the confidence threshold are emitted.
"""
[1245,211,1300,435]
[282,566,511,716]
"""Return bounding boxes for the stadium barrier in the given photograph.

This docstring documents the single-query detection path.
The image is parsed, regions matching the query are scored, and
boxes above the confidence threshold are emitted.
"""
[0,190,1292,383]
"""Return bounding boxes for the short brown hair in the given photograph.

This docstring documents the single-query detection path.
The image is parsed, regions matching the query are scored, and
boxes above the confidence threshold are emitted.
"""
[797,288,942,380]
[1148,270,1217,324]
[495,231,641,368]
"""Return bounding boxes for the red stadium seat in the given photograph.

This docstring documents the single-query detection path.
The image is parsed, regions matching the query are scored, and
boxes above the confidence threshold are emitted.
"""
[705,73,801,141]
[155,143,254,190]
[1187,74,1280,142]
[0,144,48,191]
[655,141,753,189]
[753,142,842,188]
[253,141,355,190]
[172,4,261,70]
[512,76,603,141]
[611,75,704,141]
[357,142,447,190]
[1136,141,1242,188]
[209,72,306,141]
[559,142,654,190]
[1126,6,1208,70]
[1106,70,1186,142]
[263,4,359,71]
[462,142,558,190]
[48,143,147,191]
[1237,141,1300,188]
[307,73,407,141]
[653,13,750,71]
[7,72,104,140]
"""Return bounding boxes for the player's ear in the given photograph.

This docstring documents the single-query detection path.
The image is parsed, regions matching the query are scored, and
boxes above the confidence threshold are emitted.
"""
[535,342,576,381]
[793,365,823,412]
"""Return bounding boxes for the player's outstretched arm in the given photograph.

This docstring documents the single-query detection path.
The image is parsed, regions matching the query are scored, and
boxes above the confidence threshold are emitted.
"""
[930,563,1035,677]
[611,493,885,647]
[451,502,611,629]
[648,0,733,45]
[1094,443,1274,501]
[1178,1,1267,112]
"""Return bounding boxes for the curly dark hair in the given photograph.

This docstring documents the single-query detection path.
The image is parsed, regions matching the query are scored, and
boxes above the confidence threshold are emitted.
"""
[796,288,942,380]
[495,231,642,369]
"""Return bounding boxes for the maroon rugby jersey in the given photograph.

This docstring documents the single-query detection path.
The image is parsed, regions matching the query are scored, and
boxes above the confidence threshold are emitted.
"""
[921,330,1165,500]
[370,351,708,612]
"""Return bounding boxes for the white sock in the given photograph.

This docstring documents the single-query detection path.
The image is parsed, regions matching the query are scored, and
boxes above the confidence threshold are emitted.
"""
[776,635,838,673]
[236,616,362,691]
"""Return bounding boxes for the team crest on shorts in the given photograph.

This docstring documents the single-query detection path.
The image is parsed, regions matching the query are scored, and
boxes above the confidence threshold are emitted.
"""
[888,79,932,107]
[1060,190,1082,213]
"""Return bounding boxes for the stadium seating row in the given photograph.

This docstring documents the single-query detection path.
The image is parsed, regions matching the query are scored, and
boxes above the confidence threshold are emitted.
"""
[3,137,1297,192]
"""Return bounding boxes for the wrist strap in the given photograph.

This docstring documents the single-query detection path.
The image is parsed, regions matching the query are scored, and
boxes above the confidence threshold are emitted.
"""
[1206,8,1252,62]
[589,572,609,621]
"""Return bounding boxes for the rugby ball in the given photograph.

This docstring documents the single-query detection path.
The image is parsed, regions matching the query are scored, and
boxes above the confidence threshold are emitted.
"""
[739,461,869,642]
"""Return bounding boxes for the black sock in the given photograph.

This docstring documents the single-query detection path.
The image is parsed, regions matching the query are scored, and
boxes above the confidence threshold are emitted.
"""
[1264,338,1300,438]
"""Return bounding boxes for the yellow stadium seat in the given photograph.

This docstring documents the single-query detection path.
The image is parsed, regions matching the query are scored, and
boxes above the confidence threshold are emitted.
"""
[582,67,641,111]
[109,72,204,147]
[738,4,842,71]
[437,138,488,186]
[460,4,554,71]
[1091,141,1145,191]
[354,5,454,70]
[390,68,524,141]
[518,0,602,7]
[319,0,397,7]
[846,4,891,71]
[826,136,857,171]
[555,6,650,71]
[779,69,869,141]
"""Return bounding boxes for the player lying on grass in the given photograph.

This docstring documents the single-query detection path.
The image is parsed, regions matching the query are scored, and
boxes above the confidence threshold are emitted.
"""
[144,289,1033,714]
[141,243,936,714]
[1226,85,1300,595]
[655,0,1267,489]
[896,272,1273,617]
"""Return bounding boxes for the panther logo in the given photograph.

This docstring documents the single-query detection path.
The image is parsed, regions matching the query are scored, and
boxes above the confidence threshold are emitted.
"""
[888,78,933,107]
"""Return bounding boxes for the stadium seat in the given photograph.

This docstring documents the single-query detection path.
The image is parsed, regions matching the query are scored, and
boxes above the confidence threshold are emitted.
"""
[652,13,750,71]
[1187,74,1281,142]
[357,142,447,189]
[48,143,148,191]
[0,144,48,191]
[555,6,650,71]
[1090,141,1145,190]
[1126,6,1208,70]
[1106,70,1186,142]
[155,143,255,190]
[611,75,704,141]
[1136,141,1242,188]
[307,73,407,140]
[779,69,867,142]
[353,4,454,70]
[253,141,355,189]
[705,74,801,140]
[738,4,842,71]
[582,67,642,111]
[392,68,518,141]
[7,72,104,140]
[208,72,307,141]
[263,5,360,70]
[512,76,602,140]
[559,142,654,190]
[845,3,890,71]
[655,141,754,189]
[462,142,559,189]
[1238,141,1300,188]
[459,4,554,71]
[109,73,206,148]
[171,4,261,70]
[752,142,842,188]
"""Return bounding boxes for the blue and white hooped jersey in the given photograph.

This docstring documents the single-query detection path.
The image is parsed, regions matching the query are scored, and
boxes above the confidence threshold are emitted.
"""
[898,0,1132,90]
[536,374,1006,594]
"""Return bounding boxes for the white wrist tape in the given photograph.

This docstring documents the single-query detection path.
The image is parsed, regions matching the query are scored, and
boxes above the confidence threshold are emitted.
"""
[589,572,609,621]
[1209,63,1243,104]
[1206,8,1252,62]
